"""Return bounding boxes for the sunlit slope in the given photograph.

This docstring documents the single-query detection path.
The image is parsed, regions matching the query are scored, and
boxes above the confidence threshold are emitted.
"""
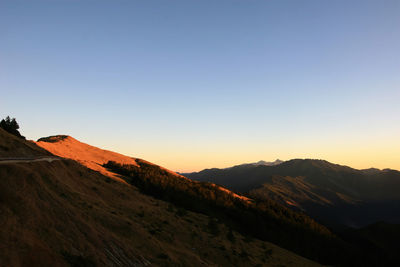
[0,130,320,266]
[36,135,183,183]
[36,135,250,201]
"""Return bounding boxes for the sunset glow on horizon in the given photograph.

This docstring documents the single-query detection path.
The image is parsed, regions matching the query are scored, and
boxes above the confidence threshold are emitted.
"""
[1,0,399,173]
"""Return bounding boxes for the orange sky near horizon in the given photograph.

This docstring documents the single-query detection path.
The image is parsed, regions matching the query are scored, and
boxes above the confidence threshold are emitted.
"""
[3,1,399,175]
[90,133,400,173]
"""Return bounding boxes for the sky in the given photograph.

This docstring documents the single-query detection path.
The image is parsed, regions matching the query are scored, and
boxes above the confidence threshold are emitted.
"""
[1,0,399,172]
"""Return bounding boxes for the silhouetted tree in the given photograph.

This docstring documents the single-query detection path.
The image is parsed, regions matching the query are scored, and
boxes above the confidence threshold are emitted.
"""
[0,116,25,139]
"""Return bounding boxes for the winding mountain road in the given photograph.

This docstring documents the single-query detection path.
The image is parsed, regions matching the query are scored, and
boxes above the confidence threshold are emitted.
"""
[0,157,62,164]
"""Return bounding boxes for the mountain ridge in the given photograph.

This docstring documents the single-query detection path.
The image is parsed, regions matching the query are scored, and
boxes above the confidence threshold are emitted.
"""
[0,128,322,266]
[35,134,251,202]
[2,127,399,265]
[230,159,284,168]
[184,158,400,227]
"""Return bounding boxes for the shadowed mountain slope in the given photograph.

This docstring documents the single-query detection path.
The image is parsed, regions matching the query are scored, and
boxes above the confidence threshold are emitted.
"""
[0,128,51,158]
[0,130,322,266]
[33,135,346,264]
[184,159,400,227]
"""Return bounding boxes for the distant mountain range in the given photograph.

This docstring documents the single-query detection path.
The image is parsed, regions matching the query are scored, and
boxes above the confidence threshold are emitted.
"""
[184,159,400,228]
[229,159,284,168]
[2,126,400,265]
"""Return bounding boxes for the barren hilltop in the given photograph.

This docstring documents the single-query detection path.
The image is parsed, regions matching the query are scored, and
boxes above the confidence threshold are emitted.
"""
[0,128,321,266]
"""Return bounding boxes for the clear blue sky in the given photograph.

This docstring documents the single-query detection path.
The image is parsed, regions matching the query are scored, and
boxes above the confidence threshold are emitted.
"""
[1,0,399,172]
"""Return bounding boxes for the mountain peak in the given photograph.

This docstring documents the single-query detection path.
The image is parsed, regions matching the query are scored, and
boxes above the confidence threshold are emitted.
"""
[254,159,284,166]
[35,135,189,182]
[36,135,139,182]
[222,159,285,170]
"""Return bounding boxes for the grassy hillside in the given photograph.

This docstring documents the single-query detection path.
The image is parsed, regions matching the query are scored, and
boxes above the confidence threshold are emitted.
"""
[103,160,343,264]
[0,128,51,158]
[34,134,342,264]
[0,130,320,266]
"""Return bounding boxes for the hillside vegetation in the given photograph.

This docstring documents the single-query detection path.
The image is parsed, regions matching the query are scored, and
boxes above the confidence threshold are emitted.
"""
[0,128,51,158]
[0,116,25,139]
[0,129,320,266]
[35,134,342,264]
[103,160,342,264]
[185,159,400,227]
[3,128,398,266]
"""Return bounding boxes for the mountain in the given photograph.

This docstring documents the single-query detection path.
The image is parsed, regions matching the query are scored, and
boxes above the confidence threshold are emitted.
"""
[3,128,399,265]
[184,159,400,228]
[0,129,323,266]
[35,135,344,264]
[256,159,284,166]
[229,159,284,168]
[36,135,186,184]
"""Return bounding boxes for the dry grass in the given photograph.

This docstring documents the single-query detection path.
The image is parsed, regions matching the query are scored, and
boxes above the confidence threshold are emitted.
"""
[0,130,320,266]
[0,128,51,158]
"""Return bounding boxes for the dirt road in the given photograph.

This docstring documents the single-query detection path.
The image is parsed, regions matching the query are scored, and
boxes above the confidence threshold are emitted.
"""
[0,157,62,164]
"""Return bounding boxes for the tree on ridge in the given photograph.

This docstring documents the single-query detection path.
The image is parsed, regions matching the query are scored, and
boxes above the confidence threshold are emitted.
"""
[0,116,25,139]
